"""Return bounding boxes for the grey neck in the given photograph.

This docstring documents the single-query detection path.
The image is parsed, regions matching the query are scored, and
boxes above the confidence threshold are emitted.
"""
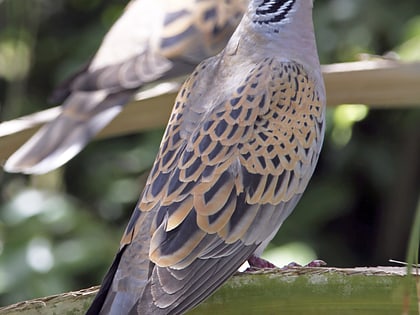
[235,0,323,87]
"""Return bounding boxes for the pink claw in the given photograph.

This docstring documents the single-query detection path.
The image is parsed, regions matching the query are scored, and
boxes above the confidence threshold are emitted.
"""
[246,255,277,271]
[246,256,327,272]
[305,259,327,267]
[282,259,327,269]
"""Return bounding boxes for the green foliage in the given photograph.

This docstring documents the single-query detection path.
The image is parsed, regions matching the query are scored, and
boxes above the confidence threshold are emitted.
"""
[0,0,419,306]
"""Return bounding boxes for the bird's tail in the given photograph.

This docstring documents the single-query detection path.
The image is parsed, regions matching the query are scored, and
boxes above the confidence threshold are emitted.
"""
[86,208,154,315]
[4,90,133,174]
[86,249,126,315]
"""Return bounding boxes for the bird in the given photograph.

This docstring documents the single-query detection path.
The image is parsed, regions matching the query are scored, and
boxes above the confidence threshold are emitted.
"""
[86,0,326,314]
[3,0,247,174]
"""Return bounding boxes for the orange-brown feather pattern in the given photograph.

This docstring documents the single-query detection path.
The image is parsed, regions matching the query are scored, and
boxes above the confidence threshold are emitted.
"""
[121,57,324,269]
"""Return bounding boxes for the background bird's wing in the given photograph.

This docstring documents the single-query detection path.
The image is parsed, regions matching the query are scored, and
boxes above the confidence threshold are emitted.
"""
[93,57,324,314]
[4,0,247,174]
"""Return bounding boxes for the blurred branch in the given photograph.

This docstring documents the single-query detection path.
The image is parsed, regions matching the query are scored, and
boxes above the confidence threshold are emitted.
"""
[322,60,420,108]
[1,60,420,162]
[0,267,418,315]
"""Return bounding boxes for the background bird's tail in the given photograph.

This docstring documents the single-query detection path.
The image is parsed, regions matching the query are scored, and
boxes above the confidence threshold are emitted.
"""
[4,90,134,174]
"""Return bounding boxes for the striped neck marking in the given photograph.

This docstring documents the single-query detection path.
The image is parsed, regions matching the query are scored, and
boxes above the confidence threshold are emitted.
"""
[254,0,296,25]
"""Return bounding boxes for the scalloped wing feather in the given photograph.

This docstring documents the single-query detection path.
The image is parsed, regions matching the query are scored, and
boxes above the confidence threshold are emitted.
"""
[109,57,324,313]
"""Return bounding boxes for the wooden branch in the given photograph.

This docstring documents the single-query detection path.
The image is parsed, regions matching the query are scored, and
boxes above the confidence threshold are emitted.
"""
[322,60,420,108]
[1,60,420,162]
[0,267,418,314]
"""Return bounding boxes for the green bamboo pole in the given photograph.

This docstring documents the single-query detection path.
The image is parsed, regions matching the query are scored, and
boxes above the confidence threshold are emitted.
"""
[0,267,418,315]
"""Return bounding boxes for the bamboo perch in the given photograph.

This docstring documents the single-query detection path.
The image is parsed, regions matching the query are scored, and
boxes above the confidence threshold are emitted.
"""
[1,60,420,162]
[0,267,418,315]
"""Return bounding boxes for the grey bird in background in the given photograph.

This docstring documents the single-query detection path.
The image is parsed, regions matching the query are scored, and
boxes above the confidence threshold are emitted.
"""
[4,0,247,174]
[86,0,325,314]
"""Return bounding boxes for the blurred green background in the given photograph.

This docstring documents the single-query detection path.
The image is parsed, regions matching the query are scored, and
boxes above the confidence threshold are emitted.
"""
[0,0,419,307]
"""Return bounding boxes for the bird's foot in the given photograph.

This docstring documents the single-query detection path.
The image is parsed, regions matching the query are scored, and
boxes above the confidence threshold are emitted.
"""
[282,259,327,269]
[244,256,326,272]
[305,259,327,267]
[245,255,277,272]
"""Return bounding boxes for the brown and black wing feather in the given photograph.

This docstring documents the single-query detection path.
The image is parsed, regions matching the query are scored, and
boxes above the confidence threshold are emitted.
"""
[87,55,324,314]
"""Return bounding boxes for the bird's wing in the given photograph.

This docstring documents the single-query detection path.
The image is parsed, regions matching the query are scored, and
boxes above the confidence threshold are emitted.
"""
[89,57,324,314]
[4,0,247,174]
[50,0,247,95]
[71,0,248,92]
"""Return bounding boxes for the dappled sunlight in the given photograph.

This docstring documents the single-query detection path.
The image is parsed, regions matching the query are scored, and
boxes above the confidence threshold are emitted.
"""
[262,242,317,267]
[395,16,420,61]
[3,189,47,224]
[26,237,54,273]
[0,38,31,81]
[332,104,369,147]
